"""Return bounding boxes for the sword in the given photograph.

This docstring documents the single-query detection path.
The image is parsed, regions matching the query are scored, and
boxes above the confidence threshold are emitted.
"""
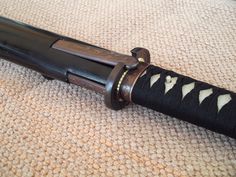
[0,16,235,139]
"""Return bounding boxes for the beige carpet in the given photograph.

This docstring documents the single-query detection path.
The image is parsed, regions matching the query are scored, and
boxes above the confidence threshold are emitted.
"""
[0,0,236,176]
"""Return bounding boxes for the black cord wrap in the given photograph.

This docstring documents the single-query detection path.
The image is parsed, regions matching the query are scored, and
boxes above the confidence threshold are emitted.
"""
[132,65,236,139]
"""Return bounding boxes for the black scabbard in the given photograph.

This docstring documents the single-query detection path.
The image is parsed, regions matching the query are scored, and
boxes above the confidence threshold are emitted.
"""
[0,16,113,85]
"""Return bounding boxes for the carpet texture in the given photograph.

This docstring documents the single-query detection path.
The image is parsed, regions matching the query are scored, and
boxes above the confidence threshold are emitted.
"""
[0,0,236,176]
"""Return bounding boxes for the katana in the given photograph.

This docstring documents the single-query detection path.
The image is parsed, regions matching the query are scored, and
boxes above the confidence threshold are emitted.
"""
[0,16,235,139]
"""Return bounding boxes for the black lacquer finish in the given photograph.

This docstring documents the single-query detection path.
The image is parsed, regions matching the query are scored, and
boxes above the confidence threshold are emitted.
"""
[132,65,236,138]
[0,16,113,85]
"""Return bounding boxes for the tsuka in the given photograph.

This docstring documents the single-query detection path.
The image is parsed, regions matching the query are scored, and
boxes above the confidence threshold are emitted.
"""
[132,65,236,139]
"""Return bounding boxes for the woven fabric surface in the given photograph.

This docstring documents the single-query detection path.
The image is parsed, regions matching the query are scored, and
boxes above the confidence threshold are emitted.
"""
[0,0,236,176]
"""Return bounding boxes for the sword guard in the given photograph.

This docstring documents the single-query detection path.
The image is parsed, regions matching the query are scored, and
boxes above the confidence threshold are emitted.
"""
[104,48,150,110]
[131,47,150,63]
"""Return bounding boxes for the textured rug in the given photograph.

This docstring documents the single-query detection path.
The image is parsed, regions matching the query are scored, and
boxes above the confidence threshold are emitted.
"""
[0,0,236,176]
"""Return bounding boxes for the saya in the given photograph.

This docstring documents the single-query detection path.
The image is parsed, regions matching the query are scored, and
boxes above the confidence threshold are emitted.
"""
[0,16,235,139]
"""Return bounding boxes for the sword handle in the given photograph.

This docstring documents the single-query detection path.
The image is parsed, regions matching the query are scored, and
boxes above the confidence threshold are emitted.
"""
[131,65,236,138]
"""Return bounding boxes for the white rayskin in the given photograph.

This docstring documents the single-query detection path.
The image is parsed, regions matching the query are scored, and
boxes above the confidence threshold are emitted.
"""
[165,76,178,94]
[150,74,160,88]
[140,70,147,78]
[148,73,232,113]
[217,94,232,112]
[182,82,195,99]
[199,88,213,104]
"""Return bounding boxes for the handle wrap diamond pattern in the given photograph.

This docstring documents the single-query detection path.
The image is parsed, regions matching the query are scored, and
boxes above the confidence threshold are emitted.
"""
[132,65,236,138]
